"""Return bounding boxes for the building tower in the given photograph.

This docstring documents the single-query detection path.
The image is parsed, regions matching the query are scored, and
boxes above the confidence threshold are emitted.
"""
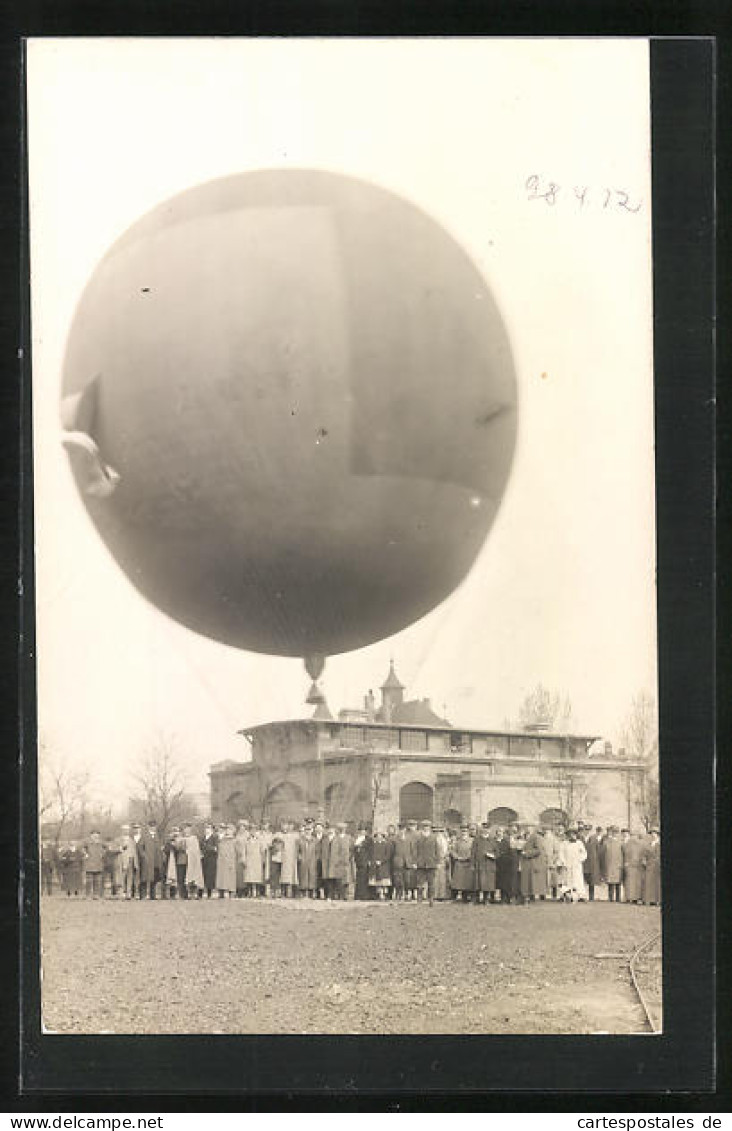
[380,659,405,723]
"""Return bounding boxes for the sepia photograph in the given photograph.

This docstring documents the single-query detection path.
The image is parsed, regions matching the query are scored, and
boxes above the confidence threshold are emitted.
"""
[27,36,661,1039]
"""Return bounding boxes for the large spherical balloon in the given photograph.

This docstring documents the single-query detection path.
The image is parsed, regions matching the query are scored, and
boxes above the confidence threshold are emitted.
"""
[62,170,517,658]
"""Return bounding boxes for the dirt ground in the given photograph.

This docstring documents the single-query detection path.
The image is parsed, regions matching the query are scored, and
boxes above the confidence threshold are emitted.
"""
[40,895,662,1035]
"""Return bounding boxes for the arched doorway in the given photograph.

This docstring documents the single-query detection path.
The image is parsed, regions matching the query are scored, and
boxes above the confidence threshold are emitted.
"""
[539,807,567,827]
[324,781,347,823]
[264,781,304,823]
[443,807,463,830]
[400,781,434,824]
[488,806,518,826]
[225,791,249,821]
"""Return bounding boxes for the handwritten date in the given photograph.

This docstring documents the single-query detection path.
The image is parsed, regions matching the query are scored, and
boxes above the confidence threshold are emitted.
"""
[525,175,642,213]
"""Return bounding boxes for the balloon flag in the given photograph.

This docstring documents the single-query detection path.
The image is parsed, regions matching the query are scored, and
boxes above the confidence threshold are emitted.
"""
[61,170,517,695]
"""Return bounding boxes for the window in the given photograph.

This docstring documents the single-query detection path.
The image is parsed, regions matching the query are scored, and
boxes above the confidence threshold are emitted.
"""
[340,725,364,747]
[400,729,428,751]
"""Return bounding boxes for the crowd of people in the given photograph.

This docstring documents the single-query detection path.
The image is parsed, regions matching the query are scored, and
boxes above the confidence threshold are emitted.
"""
[42,817,661,907]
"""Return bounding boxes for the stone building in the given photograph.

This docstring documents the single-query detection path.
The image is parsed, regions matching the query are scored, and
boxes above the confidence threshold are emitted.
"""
[209,663,648,830]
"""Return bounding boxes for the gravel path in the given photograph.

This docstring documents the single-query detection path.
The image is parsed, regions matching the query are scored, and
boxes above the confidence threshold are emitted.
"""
[40,895,662,1035]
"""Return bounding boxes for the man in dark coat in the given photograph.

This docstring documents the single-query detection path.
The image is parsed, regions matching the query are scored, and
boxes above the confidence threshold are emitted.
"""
[138,820,164,899]
[520,826,548,901]
[83,830,106,899]
[404,819,421,899]
[583,825,603,901]
[414,819,440,905]
[352,825,372,901]
[471,822,499,903]
[200,821,219,898]
[601,826,623,902]
[391,826,409,901]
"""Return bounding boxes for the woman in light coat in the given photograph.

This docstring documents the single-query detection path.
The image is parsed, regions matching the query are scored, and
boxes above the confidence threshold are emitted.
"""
[559,831,587,901]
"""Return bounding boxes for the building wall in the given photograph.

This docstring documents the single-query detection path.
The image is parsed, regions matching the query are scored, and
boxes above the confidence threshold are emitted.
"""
[210,722,646,829]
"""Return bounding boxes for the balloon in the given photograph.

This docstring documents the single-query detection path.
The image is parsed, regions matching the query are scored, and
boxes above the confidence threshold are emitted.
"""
[61,169,517,661]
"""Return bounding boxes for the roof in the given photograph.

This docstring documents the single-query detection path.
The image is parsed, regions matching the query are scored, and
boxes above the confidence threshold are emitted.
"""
[237,718,600,743]
[386,698,451,727]
[381,660,405,691]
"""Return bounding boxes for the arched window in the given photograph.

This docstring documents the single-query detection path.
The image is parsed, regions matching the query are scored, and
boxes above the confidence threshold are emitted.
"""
[225,791,249,821]
[488,806,518,826]
[324,781,347,822]
[539,807,567,827]
[399,781,434,824]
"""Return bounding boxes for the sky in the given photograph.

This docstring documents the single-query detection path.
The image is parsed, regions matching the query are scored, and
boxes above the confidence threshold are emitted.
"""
[27,38,657,807]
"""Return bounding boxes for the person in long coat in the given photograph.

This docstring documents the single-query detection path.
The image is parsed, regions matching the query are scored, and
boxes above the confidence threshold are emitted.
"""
[244,828,265,896]
[328,822,353,900]
[641,828,661,905]
[138,821,164,899]
[391,827,409,901]
[367,830,393,899]
[520,827,548,901]
[543,825,560,899]
[471,822,499,903]
[559,830,587,900]
[320,826,337,898]
[279,820,300,896]
[495,826,517,903]
[312,821,326,898]
[352,826,372,901]
[163,825,183,897]
[59,842,84,896]
[450,824,475,901]
[433,825,450,900]
[234,821,249,896]
[200,822,219,898]
[182,823,204,895]
[583,826,604,900]
[601,826,623,901]
[216,824,237,897]
[622,832,645,903]
[298,827,319,896]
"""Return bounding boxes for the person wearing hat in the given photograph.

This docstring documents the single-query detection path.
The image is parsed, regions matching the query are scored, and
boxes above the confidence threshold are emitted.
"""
[621,829,645,904]
[471,822,500,905]
[312,821,326,899]
[582,825,603,901]
[353,823,372,901]
[450,823,476,902]
[279,819,300,898]
[601,826,623,902]
[298,821,319,898]
[367,829,393,900]
[328,821,354,900]
[182,822,204,897]
[404,819,421,900]
[641,827,661,905]
[542,823,561,900]
[519,825,548,903]
[163,824,184,898]
[215,823,237,897]
[118,823,139,900]
[558,828,587,901]
[200,820,219,899]
[138,820,164,899]
[413,819,439,905]
[433,824,450,901]
[390,825,410,901]
[82,830,105,900]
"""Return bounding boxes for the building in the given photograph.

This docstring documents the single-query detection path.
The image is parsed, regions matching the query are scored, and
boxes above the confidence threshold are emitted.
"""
[209,663,648,830]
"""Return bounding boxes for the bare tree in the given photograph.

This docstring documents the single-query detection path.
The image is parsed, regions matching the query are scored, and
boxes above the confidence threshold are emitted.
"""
[620,691,660,828]
[518,684,572,730]
[620,691,659,762]
[131,733,189,836]
[38,737,92,848]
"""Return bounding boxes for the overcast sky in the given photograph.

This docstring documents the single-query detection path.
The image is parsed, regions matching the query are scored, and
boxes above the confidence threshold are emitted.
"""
[28,38,657,806]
